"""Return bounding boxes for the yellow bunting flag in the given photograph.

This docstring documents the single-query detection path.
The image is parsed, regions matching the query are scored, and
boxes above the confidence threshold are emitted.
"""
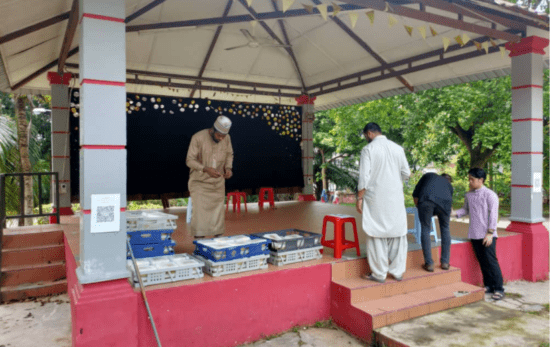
[246,0,253,6]
[388,15,398,28]
[462,33,470,45]
[443,37,450,52]
[500,46,507,58]
[303,4,314,13]
[250,20,258,34]
[430,26,438,36]
[317,4,328,20]
[473,41,482,51]
[454,35,465,46]
[366,10,375,25]
[418,26,427,39]
[349,12,359,28]
[332,2,342,16]
[282,0,294,13]
[482,41,489,54]
[404,25,413,36]
[490,39,497,48]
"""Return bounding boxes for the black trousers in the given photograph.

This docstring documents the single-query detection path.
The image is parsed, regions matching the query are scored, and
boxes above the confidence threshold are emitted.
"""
[471,238,504,293]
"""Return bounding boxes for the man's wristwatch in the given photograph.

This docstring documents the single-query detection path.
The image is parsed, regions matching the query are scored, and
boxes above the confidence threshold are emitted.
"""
[487,229,495,235]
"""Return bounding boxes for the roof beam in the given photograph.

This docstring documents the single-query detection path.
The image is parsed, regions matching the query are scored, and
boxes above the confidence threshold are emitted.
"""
[64,62,303,91]
[307,28,520,91]
[190,0,233,98]
[311,0,413,92]
[11,47,78,91]
[126,4,366,33]
[0,12,70,45]
[338,0,521,42]
[236,0,307,91]
[269,0,307,93]
[58,0,79,73]
[125,0,166,24]
[311,41,508,97]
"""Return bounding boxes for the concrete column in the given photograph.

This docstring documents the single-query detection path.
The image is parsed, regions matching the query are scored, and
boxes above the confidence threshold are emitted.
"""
[76,0,128,284]
[296,95,316,196]
[47,72,74,219]
[505,36,550,281]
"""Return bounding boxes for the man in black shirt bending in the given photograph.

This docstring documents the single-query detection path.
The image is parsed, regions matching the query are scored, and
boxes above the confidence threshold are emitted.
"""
[412,173,454,272]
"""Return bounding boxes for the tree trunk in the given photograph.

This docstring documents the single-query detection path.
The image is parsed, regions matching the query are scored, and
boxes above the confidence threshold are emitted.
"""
[319,149,328,192]
[15,95,33,226]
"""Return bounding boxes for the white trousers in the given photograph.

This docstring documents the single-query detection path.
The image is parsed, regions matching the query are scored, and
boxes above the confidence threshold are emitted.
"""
[366,235,408,281]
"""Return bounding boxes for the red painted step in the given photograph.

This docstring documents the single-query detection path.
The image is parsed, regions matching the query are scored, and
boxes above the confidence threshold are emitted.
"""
[2,244,65,267]
[1,261,66,287]
[1,279,67,302]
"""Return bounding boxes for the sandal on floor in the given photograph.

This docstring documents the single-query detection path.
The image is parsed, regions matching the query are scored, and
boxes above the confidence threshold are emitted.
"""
[362,273,385,283]
[422,263,434,272]
[492,291,505,300]
[441,263,450,270]
[485,286,493,294]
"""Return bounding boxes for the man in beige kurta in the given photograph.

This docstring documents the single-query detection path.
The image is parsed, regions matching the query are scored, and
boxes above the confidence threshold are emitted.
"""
[186,116,234,238]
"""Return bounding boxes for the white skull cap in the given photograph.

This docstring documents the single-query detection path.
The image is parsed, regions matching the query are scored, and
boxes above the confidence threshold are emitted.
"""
[214,115,232,134]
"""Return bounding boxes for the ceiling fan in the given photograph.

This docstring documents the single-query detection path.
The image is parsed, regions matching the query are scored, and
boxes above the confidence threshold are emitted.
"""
[225,29,291,51]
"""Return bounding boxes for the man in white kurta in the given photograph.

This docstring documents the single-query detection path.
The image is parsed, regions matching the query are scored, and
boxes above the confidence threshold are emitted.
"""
[356,122,411,283]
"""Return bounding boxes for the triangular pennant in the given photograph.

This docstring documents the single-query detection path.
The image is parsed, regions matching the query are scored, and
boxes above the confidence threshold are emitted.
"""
[442,37,450,52]
[490,39,497,48]
[384,2,391,12]
[250,20,258,34]
[282,0,294,13]
[349,12,359,28]
[332,2,342,16]
[418,26,426,39]
[317,4,328,20]
[404,25,413,36]
[303,4,314,13]
[430,26,438,36]
[473,41,482,51]
[454,35,465,46]
[482,41,489,54]
[462,33,470,45]
[388,15,398,28]
[246,0,253,6]
[500,46,507,58]
[366,10,375,25]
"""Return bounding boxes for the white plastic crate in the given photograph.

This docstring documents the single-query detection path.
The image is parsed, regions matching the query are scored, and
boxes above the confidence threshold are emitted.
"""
[194,254,269,277]
[127,254,204,287]
[268,246,323,266]
[126,211,178,232]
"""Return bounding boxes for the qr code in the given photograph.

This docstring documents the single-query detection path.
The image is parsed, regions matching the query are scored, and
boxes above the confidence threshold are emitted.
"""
[97,206,115,223]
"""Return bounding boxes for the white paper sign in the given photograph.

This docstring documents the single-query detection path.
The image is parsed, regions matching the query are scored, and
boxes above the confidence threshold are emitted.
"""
[91,194,121,233]
[533,172,542,193]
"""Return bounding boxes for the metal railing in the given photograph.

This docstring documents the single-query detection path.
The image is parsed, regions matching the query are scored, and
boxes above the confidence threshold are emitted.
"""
[0,172,61,285]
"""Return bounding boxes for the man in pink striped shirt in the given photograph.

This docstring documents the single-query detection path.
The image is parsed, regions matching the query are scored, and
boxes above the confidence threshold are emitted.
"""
[454,168,504,300]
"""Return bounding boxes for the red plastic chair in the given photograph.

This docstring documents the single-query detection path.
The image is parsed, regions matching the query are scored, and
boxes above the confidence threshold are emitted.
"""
[258,187,275,209]
[226,192,248,213]
[321,214,361,259]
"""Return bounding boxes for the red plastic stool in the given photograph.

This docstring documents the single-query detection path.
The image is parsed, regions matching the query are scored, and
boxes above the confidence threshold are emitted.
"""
[258,187,275,209]
[226,192,248,213]
[321,214,361,259]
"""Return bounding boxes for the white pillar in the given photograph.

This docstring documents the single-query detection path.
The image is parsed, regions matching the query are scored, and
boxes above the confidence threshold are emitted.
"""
[296,95,315,196]
[76,0,128,284]
[48,72,74,219]
[505,35,549,281]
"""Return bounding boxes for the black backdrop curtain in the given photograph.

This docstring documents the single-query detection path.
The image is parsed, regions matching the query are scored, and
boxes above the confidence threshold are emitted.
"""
[69,90,304,200]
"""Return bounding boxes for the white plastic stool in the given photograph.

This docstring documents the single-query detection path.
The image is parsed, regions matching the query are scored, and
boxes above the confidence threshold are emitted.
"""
[406,207,438,244]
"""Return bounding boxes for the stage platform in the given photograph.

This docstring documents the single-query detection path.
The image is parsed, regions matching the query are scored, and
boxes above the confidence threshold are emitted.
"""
[57,201,532,347]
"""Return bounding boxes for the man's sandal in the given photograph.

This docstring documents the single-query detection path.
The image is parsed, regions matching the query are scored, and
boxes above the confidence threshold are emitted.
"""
[492,291,505,300]
[362,273,385,283]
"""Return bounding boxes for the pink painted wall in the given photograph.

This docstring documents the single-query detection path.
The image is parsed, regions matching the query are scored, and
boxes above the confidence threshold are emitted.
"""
[445,234,523,286]
[137,265,332,347]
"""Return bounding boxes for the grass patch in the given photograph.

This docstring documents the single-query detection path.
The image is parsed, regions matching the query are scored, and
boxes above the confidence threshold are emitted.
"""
[312,319,333,329]
[505,292,523,299]
[539,342,550,347]
[544,304,550,312]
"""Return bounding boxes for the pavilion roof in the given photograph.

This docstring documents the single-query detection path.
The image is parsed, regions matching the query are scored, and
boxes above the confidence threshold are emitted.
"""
[0,0,548,110]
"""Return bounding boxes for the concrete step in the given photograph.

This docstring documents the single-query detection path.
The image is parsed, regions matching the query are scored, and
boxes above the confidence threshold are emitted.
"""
[2,229,64,249]
[1,244,65,267]
[353,281,484,329]
[331,247,439,281]
[1,261,66,287]
[333,267,462,302]
[0,279,67,302]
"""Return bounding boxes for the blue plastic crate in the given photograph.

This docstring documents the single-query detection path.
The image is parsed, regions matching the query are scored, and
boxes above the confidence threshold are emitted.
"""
[127,240,176,259]
[127,229,174,245]
[250,229,322,253]
[193,235,269,262]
